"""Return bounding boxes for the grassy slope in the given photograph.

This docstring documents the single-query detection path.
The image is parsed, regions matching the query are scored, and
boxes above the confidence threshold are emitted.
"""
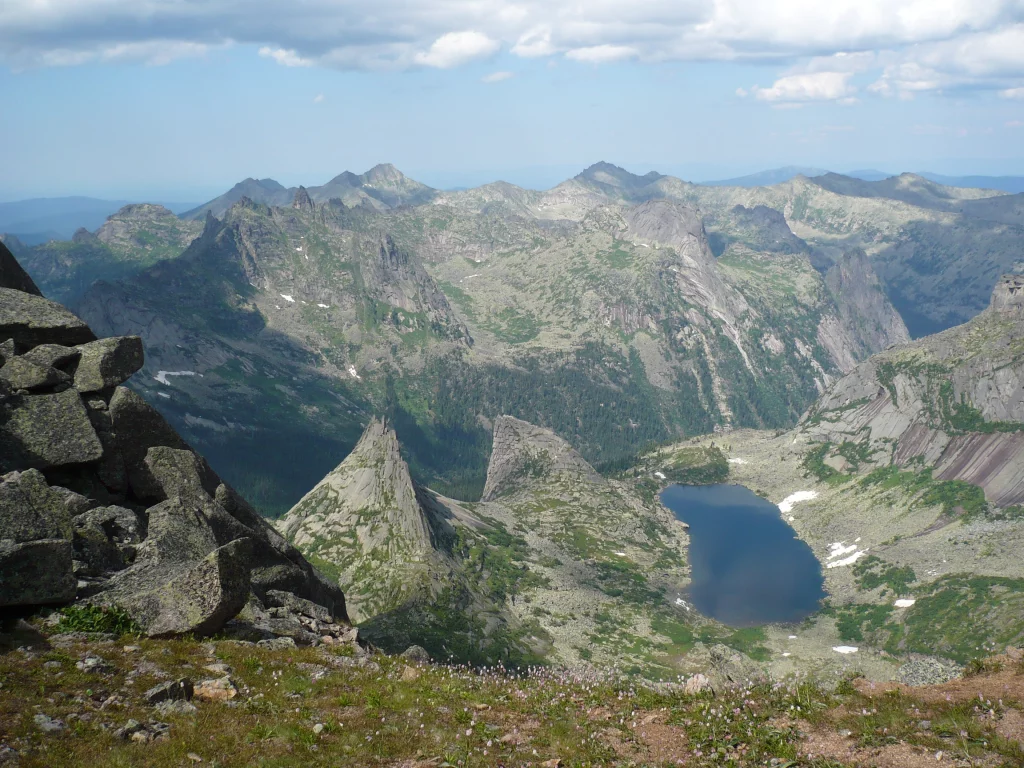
[1,620,1022,767]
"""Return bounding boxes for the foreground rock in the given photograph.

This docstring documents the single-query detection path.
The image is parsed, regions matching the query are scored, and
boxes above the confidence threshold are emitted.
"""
[0,239,347,639]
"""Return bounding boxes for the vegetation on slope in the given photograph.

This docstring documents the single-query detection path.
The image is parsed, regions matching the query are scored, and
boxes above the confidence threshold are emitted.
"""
[2,622,1023,767]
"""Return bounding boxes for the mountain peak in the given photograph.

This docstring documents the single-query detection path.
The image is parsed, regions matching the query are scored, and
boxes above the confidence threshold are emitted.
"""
[481,416,603,501]
[363,163,405,185]
[577,162,663,190]
[991,274,1024,314]
[111,203,174,218]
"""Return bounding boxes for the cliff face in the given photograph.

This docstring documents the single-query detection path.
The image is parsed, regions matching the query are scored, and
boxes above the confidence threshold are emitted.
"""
[801,274,1024,506]
[0,239,348,643]
[816,249,911,372]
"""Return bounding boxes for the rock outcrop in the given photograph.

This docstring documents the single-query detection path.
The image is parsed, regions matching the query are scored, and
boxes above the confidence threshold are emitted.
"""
[482,416,605,501]
[800,274,1024,506]
[0,254,347,639]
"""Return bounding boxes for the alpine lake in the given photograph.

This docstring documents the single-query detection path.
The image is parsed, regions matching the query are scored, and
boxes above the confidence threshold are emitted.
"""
[660,484,826,627]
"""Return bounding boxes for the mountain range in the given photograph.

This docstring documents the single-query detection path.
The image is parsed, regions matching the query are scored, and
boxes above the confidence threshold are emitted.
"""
[7,161,1023,517]
[3,158,1024,681]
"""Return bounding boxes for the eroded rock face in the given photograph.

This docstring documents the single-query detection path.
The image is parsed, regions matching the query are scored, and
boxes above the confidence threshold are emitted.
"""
[72,336,144,393]
[0,257,348,636]
[801,273,1024,506]
[0,388,105,471]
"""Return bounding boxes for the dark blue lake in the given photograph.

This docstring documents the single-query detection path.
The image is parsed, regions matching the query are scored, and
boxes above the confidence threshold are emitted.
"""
[660,484,826,627]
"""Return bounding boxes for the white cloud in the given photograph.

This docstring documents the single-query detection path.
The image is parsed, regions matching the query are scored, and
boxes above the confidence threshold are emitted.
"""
[1007,119,1024,126]
[258,46,311,67]
[414,31,498,69]
[869,25,1024,97]
[312,92,324,103]
[512,26,556,58]
[1002,87,1024,98]
[482,70,513,83]
[750,71,856,103]
[565,44,637,64]
[1,0,1023,99]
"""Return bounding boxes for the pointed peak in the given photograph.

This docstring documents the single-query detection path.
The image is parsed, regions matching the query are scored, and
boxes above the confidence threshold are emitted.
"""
[0,237,43,295]
[279,417,445,623]
[364,163,404,182]
[292,185,314,210]
[352,416,401,453]
[202,209,221,235]
[481,416,603,501]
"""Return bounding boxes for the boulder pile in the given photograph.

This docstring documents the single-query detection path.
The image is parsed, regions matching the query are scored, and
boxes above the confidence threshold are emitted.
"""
[0,241,347,641]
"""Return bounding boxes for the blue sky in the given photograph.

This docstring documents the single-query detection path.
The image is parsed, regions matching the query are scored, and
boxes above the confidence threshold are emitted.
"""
[1,0,1023,201]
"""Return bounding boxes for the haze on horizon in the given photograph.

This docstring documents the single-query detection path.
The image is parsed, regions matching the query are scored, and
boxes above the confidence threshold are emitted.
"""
[1,0,1023,201]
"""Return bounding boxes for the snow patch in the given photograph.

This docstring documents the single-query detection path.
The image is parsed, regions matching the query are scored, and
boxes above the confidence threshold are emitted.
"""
[347,366,361,380]
[654,471,667,480]
[832,646,858,654]
[894,599,916,608]
[826,541,869,569]
[778,490,817,514]
[157,392,170,399]
[154,370,198,386]
[280,293,295,303]
[614,552,627,557]
[727,458,748,465]
[317,303,330,308]
[788,635,797,640]
[782,652,791,657]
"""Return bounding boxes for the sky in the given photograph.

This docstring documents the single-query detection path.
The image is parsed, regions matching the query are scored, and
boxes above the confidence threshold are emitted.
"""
[1,0,1024,201]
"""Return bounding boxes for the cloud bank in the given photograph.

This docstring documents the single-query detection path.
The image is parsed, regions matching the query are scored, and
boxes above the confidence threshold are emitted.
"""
[2,1,1023,102]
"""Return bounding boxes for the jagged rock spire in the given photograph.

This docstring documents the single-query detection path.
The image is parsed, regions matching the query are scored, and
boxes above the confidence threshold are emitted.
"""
[292,186,314,211]
[278,417,449,622]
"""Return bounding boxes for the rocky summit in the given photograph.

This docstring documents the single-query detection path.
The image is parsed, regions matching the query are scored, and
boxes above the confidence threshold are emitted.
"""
[0,239,348,644]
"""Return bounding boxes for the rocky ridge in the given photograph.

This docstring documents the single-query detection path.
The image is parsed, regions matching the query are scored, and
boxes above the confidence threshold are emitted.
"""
[800,273,1024,506]
[0,240,348,645]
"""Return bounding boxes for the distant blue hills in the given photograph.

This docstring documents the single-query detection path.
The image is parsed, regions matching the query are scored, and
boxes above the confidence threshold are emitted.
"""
[700,166,1024,193]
